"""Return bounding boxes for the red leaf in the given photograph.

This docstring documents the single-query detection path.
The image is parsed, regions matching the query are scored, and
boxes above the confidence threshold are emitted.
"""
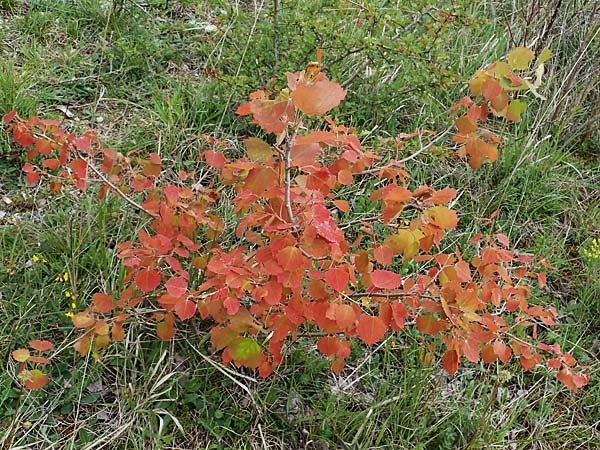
[3,111,17,123]
[28,356,51,365]
[442,349,459,376]
[69,158,87,179]
[390,302,408,330]
[292,80,346,115]
[175,299,196,320]
[324,267,349,292]
[204,150,227,168]
[92,293,113,314]
[495,233,510,247]
[223,297,240,315]
[357,315,387,346]
[493,340,512,363]
[135,269,162,294]
[42,158,59,169]
[371,269,402,290]
[74,136,91,152]
[28,340,53,351]
[165,277,187,298]
[26,171,40,185]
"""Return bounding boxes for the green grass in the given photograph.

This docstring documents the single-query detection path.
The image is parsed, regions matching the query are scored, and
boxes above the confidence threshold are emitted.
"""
[1,0,599,449]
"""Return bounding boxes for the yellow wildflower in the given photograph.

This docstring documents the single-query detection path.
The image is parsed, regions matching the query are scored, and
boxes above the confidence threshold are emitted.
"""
[32,255,40,263]
[65,312,74,318]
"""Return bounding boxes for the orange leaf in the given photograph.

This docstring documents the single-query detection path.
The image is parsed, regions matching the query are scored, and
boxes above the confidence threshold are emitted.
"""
[356,315,387,346]
[292,80,346,115]
[92,293,113,314]
[157,313,176,340]
[29,340,53,351]
[72,313,96,329]
[317,336,339,356]
[371,269,402,289]
[416,315,446,335]
[277,246,305,272]
[481,78,503,101]
[455,116,477,135]
[21,369,49,390]
[425,206,458,229]
[333,199,350,212]
[42,158,59,169]
[12,348,30,362]
[334,304,357,330]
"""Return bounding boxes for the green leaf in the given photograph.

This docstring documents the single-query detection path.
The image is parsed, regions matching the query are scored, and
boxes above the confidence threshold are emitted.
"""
[506,99,527,122]
[508,47,535,70]
[537,48,552,65]
[244,137,273,163]
[229,338,263,368]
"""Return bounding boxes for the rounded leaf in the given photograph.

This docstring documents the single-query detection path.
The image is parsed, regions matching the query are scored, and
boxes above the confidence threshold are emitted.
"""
[508,47,535,70]
[12,348,30,362]
[371,269,402,290]
[229,337,263,368]
[20,369,49,390]
[29,340,53,351]
[135,269,162,294]
[92,293,113,314]
[291,80,346,115]
[356,315,387,346]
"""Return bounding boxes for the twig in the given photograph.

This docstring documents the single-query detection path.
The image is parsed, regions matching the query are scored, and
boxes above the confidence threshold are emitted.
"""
[284,117,303,223]
[86,160,159,218]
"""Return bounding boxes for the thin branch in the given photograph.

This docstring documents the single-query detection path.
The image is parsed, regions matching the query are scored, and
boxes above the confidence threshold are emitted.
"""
[86,159,159,218]
[356,126,452,176]
[339,215,383,230]
[284,116,303,224]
